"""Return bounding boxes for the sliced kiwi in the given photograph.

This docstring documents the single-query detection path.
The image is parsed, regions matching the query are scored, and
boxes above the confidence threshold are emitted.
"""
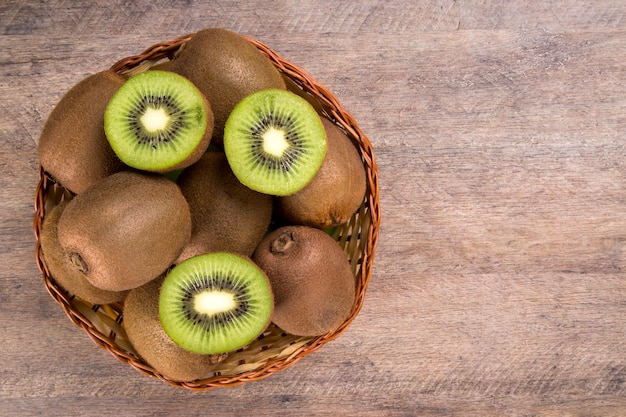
[252,225,356,337]
[223,88,327,196]
[104,70,213,172]
[39,201,128,305]
[159,252,273,355]
[276,117,367,228]
[37,70,127,194]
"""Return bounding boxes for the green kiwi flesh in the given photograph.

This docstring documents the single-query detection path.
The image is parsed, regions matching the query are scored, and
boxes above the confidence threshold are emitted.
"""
[175,151,273,263]
[124,276,225,381]
[39,201,128,305]
[165,27,287,146]
[56,171,191,292]
[252,225,356,337]
[104,70,213,172]
[37,70,128,194]
[276,117,367,228]
[159,252,273,355]
[223,88,327,196]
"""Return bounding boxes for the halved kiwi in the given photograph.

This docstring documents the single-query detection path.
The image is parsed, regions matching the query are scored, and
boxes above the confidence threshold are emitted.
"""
[159,252,273,355]
[223,88,327,196]
[104,70,213,172]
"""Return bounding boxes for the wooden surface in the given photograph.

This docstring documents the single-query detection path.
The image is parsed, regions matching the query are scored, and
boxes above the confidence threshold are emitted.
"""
[2,1,625,415]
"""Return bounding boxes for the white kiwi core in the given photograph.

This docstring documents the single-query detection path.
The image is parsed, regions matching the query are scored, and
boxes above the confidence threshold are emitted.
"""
[194,290,236,316]
[262,127,289,156]
[141,107,169,132]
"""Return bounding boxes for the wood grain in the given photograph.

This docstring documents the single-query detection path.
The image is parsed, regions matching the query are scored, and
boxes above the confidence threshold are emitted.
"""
[1,1,625,416]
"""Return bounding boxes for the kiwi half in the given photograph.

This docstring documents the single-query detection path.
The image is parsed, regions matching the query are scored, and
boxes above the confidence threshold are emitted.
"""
[252,225,356,337]
[39,201,128,305]
[223,88,327,196]
[175,151,273,263]
[276,117,367,228]
[37,70,127,194]
[159,252,273,355]
[104,70,213,172]
[124,275,224,381]
[57,171,191,292]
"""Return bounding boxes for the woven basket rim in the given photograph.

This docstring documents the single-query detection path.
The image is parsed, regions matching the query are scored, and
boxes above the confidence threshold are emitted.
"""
[33,31,381,391]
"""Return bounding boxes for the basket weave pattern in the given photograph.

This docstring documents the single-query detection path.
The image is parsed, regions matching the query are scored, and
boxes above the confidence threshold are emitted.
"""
[33,33,381,390]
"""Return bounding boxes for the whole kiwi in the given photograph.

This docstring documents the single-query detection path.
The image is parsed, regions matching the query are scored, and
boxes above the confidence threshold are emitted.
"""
[252,225,356,336]
[276,118,367,228]
[123,275,225,381]
[39,200,128,305]
[175,151,273,263]
[165,28,287,146]
[37,70,128,194]
[57,171,191,292]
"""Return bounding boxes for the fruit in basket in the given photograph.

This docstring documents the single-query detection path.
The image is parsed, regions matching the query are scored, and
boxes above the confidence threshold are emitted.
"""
[37,70,127,194]
[164,27,286,146]
[104,70,213,172]
[276,117,367,228]
[175,151,273,263]
[223,88,327,196]
[159,252,273,355]
[252,225,355,336]
[56,171,192,292]
[39,201,128,305]
[124,275,225,381]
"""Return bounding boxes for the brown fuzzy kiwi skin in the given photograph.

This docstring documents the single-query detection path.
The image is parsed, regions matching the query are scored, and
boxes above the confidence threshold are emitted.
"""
[165,28,287,146]
[37,70,128,194]
[39,200,128,305]
[175,151,273,264]
[57,171,192,292]
[252,225,356,337]
[123,276,224,381]
[276,118,367,229]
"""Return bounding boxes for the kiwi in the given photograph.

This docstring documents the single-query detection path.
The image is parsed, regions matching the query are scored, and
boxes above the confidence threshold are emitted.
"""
[104,70,213,172]
[37,70,127,194]
[252,225,356,337]
[159,252,273,355]
[39,200,128,305]
[165,28,286,146]
[223,88,327,196]
[276,117,367,228]
[175,151,273,263]
[124,275,225,381]
[57,171,191,292]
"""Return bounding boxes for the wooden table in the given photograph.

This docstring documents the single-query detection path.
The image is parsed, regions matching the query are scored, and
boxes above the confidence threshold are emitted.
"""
[2,1,625,415]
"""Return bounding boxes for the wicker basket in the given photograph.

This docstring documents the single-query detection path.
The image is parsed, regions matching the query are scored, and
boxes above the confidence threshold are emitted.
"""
[33,33,381,391]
